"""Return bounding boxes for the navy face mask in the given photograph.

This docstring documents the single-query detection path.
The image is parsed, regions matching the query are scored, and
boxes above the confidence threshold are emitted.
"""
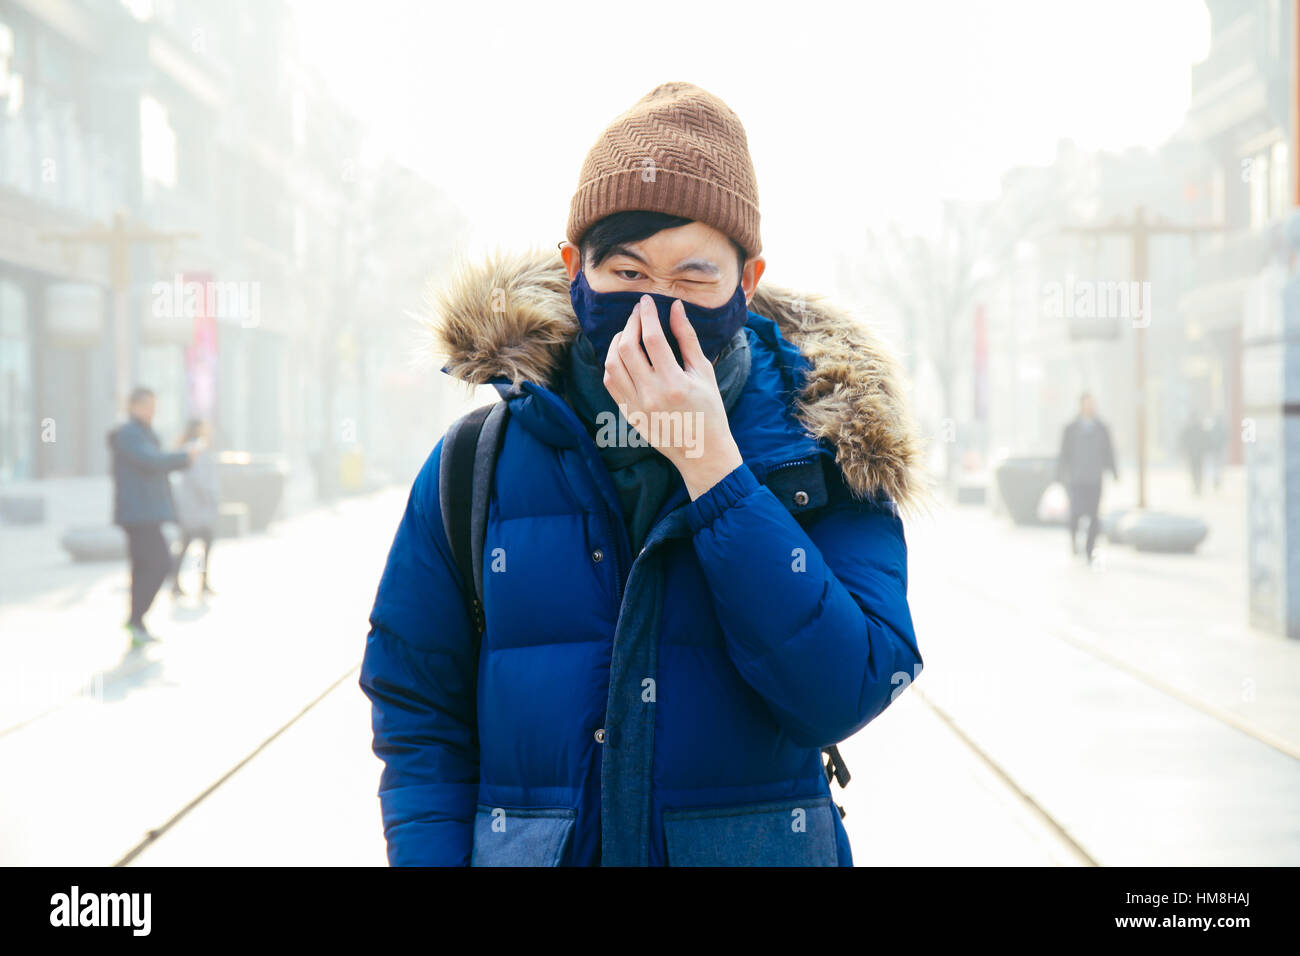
[569,269,749,367]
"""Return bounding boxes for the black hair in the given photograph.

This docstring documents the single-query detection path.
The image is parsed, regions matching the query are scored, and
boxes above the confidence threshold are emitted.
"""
[579,210,747,274]
[128,386,155,405]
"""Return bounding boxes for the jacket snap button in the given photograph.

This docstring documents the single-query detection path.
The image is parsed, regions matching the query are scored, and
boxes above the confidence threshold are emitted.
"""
[793,490,810,506]
[591,548,604,563]
[594,728,605,743]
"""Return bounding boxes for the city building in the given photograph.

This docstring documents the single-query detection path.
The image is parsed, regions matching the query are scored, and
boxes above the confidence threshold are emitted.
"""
[0,0,461,497]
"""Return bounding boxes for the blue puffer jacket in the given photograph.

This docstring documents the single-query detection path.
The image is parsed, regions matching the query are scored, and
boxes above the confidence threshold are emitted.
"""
[360,249,925,866]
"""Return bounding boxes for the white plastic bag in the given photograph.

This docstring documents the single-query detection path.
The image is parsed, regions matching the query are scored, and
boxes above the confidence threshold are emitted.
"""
[1037,481,1070,524]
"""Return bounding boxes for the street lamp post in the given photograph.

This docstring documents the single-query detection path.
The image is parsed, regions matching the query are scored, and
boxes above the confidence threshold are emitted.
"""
[41,210,199,411]
[1062,206,1224,509]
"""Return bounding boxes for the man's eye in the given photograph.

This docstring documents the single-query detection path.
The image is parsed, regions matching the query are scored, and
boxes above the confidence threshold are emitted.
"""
[615,270,643,281]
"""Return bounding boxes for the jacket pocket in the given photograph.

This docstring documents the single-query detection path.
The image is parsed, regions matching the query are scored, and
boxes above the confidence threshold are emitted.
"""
[470,804,577,867]
[662,795,838,867]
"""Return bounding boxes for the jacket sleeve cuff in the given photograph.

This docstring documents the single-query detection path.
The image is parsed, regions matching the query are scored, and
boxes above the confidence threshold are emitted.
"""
[684,461,762,534]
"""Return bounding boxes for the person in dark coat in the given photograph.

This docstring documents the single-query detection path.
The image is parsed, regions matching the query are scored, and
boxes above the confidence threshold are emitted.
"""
[1179,411,1209,495]
[1056,392,1118,563]
[107,387,198,645]
[1203,412,1227,492]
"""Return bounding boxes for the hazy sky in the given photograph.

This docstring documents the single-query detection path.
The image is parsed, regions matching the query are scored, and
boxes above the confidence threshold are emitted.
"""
[294,0,1210,292]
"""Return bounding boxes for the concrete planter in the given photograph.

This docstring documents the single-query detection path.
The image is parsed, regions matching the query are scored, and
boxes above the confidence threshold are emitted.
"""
[1101,509,1132,544]
[0,494,45,525]
[1115,510,1209,554]
[215,502,250,539]
[994,456,1059,525]
[216,453,289,532]
[61,524,179,562]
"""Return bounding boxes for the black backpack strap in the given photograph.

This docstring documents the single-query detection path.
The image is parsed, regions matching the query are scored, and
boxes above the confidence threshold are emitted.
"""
[823,744,851,819]
[438,401,510,634]
[823,743,851,786]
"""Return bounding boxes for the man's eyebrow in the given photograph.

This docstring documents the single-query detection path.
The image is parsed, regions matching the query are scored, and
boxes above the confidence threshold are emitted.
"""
[671,257,721,276]
[608,244,649,266]
[606,247,720,276]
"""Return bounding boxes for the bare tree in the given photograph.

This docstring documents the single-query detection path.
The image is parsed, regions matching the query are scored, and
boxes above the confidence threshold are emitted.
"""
[316,162,468,501]
[861,191,1055,491]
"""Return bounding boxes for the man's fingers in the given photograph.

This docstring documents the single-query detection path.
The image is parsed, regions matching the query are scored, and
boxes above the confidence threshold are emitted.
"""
[604,332,638,403]
[638,295,680,371]
[670,299,708,373]
[617,297,654,382]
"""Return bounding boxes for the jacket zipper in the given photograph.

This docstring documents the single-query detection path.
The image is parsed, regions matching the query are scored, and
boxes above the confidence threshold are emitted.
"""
[517,382,631,606]
[762,454,821,478]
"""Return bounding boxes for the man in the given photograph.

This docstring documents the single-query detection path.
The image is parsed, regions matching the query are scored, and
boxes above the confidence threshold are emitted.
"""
[360,82,925,866]
[1179,409,1208,495]
[107,387,198,646]
[1056,392,1118,564]
[1203,412,1227,493]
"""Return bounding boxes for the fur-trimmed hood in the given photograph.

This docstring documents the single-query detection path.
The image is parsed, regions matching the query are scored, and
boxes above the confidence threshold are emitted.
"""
[423,247,926,511]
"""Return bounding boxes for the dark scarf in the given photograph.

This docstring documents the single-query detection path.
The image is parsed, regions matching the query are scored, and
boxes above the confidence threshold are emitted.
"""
[562,328,752,552]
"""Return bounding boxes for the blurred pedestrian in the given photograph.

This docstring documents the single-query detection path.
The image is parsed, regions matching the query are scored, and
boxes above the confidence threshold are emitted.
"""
[1202,412,1226,493]
[107,387,199,646]
[170,418,218,598]
[1056,392,1118,564]
[1180,411,1208,495]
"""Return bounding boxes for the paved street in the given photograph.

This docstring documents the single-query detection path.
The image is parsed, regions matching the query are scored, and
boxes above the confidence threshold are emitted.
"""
[1,463,1293,866]
[0,484,402,866]
[904,464,1300,865]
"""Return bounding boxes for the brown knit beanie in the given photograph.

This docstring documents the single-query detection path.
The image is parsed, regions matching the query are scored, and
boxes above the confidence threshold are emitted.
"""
[566,82,761,258]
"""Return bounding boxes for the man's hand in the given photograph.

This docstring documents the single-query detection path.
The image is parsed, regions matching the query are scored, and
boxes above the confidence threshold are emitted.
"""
[603,294,743,500]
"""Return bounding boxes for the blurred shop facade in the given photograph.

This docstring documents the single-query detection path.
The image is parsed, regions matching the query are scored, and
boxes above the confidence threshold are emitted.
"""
[0,0,465,498]
[918,0,1291,481]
